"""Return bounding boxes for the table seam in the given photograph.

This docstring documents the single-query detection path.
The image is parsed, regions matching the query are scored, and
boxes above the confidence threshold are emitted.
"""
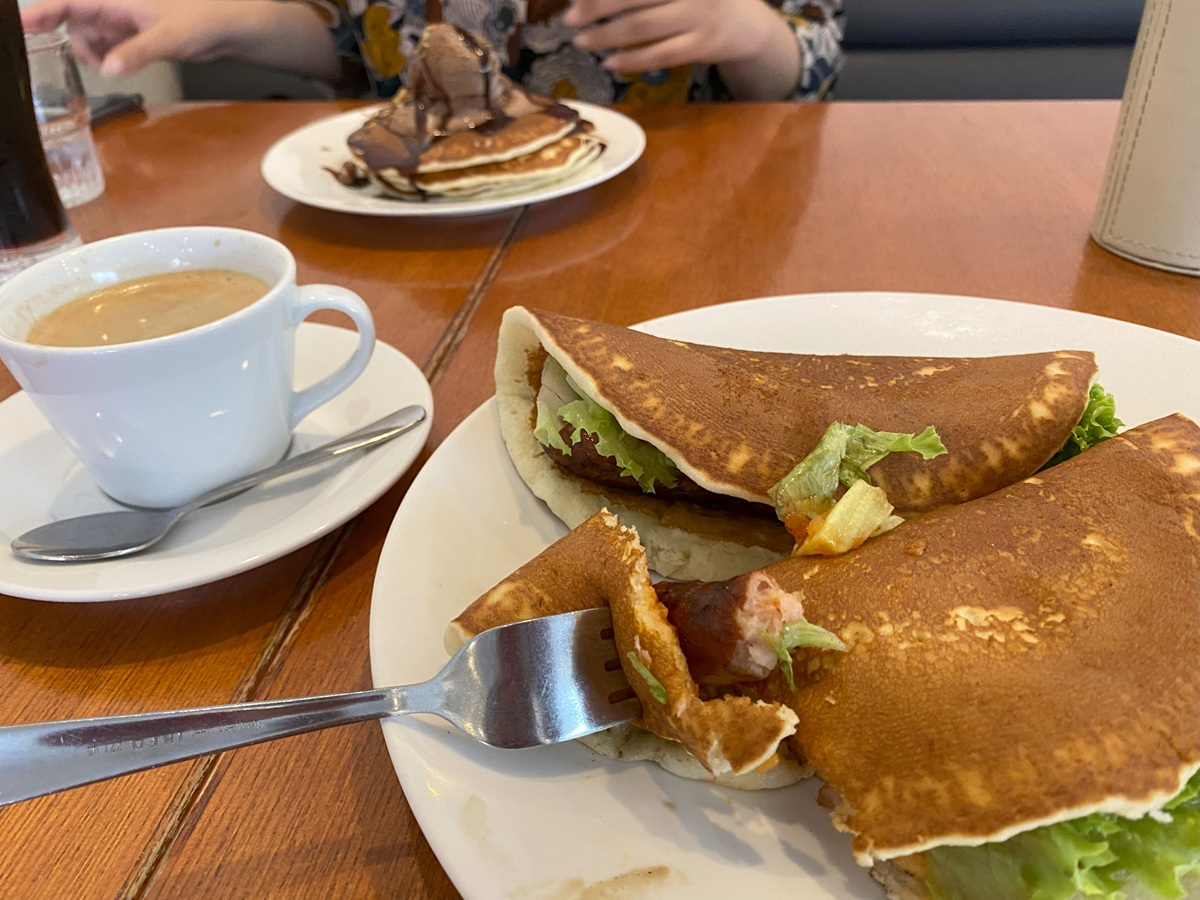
[116,205,525,897]
[118,522,358,900]
[424,207,527,387]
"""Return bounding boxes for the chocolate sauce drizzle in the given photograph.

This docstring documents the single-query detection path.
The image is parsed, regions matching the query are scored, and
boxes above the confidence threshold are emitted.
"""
[323,161,370,188]
[348,27,506,176]
[344,25,585,199]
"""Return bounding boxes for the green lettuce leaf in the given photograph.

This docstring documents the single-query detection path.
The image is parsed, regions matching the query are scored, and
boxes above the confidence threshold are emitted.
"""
[533,398,573,454]
[762,620,849,691]
[768,422,947,524]
[768,423,848,521]
[840,424,947,486]
[1043,383,1124,469]
[557,392,680,493]
[531,361,680,494]
[625,651,667,704]
[926,769,1200,900]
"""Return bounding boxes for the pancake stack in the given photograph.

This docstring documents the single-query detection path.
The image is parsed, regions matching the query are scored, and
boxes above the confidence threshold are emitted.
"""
[346,24,604,201]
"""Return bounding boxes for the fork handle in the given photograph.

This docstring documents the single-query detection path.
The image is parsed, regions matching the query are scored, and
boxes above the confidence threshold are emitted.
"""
[0,688,403,807]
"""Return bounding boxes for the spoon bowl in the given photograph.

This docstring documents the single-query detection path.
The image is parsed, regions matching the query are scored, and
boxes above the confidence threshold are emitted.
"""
[11,404,427,562]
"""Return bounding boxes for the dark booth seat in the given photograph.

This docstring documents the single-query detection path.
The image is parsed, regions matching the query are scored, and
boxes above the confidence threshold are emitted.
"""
[836,0,1145,100]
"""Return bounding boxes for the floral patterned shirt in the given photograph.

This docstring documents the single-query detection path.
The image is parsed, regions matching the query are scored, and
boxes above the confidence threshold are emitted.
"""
[310,0,844,103]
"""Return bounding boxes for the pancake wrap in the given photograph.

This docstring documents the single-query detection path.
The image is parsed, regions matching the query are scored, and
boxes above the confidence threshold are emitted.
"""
[448,509,810,789]
[758,414,1200,865]
[495,305,1098,581]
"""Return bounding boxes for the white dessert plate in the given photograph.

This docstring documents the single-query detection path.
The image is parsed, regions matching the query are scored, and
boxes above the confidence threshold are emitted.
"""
[369,292,1200,899]
[0,322,433,602]
[260,101,645,218]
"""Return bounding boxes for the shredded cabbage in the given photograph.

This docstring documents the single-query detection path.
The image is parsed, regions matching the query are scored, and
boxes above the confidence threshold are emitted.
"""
[926,770,1200,900]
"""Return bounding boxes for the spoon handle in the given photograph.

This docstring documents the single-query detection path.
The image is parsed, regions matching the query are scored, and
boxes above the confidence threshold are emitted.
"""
[0,689,397,807]
[180,404,427,514]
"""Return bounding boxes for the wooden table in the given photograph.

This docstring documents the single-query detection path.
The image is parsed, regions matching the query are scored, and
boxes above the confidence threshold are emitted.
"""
[0,99,1195,899]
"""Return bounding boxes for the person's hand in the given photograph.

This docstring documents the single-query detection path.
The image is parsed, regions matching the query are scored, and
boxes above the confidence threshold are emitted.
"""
[21,0,234,76]
[22,0,340,83]
[563,0,785,74]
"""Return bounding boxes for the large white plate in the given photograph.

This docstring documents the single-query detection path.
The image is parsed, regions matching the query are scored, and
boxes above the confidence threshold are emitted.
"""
[0,322,432,602]
[369,293,1200,899]
[260,102,645,218]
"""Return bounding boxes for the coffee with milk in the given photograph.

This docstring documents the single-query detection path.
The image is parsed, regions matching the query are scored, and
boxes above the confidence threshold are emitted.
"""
[26,269,269,347]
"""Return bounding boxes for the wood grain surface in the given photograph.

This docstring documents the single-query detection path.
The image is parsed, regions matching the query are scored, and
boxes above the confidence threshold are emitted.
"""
[434,102,1200,427]
[0,99,1195,899]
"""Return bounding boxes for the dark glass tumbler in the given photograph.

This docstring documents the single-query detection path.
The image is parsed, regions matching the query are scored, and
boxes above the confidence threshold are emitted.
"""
[0,0,79,283]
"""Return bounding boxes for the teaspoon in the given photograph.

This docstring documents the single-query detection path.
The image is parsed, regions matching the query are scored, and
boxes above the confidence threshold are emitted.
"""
[11,404,427,562]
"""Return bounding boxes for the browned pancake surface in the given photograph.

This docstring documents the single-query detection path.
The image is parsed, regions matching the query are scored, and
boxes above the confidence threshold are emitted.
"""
[414,133,599,190]
[609,556,797,776]
[528,309,1097,514]
[416,108,577,171]
[448,510,797,775]
[760,414,1200,859]
[448,510,622,645]
[569,472,796,551]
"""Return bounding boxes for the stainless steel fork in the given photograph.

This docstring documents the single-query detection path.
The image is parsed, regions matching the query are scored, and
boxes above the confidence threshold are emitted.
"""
[0,607,638,807]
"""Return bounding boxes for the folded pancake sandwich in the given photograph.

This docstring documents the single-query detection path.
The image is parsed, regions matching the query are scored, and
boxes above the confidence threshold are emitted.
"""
[495,305,1099,581]
[346,24,603,201]
[456,413,1200,897]
[753,413,1200,899]
[450,384,1198,897]
[447,509,825,790]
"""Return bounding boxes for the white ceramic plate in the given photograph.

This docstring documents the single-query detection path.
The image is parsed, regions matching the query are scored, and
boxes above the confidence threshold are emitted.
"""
[369,292,1200,899]
[260,102,645,218]
[0,322,433,602]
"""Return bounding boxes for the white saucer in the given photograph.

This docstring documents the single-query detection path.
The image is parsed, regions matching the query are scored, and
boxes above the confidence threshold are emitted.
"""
[260,102,645,218]
[0,322,433,602]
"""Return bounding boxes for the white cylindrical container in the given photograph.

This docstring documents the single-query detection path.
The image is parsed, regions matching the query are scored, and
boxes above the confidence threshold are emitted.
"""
[1091,0,1200,276]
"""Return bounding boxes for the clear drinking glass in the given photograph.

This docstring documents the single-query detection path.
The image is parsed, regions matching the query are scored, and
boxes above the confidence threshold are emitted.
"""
[0,0,80,284]
[25,26,106,209]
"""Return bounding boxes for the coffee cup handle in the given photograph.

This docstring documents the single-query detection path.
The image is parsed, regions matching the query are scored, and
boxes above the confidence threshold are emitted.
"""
[288,285,376,428]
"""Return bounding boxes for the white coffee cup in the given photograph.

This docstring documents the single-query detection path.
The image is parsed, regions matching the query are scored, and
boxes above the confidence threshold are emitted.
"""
[0,226,376,508]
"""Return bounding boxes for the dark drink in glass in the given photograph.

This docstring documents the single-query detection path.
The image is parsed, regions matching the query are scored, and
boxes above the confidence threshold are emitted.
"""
[0,0,78,282]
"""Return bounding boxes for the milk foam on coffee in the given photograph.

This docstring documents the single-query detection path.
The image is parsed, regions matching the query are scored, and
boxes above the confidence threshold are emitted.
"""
[26,269,269,347]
